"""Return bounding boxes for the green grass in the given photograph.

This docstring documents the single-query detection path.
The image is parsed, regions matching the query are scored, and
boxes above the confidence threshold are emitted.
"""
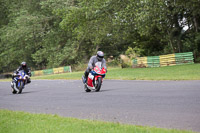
[31,64,200,80]
[0,110,196,133]
[107,64,200,80]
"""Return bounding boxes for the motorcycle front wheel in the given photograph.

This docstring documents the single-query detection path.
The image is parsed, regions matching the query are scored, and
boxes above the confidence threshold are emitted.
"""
[17,81,24,94]
[95,77,102,92]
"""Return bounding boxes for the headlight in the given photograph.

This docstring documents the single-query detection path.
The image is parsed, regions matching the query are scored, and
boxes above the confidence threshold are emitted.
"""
[19,76,22,79]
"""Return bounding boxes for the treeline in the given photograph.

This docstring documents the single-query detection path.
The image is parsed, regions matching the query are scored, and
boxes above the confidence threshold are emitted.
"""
[0,0,200,73]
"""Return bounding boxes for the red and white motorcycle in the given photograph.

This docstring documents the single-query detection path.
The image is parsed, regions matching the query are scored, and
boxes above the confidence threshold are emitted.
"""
[83,63,106,92]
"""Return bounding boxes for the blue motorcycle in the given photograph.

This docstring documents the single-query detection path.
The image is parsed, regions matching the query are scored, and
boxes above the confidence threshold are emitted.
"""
[11,70,29,94]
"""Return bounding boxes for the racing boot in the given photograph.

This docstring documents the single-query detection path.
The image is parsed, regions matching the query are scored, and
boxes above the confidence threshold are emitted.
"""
[11,80,14,88]
[82,75,86,84]
[27,78,31,84]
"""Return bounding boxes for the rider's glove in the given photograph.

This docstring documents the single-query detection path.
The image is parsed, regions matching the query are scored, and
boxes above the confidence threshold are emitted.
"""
[89,67,93,70]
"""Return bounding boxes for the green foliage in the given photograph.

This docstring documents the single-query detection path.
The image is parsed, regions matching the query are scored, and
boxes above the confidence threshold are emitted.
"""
[107,59,121,67]
[125,47,144,59]
[0,0,9,27]
[0,0,200,73]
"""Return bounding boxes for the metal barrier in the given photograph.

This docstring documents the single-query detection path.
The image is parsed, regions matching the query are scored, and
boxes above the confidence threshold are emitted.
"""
[133,52,194,68]
[31,66,71,76]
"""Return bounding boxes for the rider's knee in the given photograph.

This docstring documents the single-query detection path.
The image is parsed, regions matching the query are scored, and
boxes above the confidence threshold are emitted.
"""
[27,79,31,83]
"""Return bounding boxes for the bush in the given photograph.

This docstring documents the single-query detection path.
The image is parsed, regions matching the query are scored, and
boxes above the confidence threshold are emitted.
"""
[71,63,88,72]
[107,58,121,67]
[120,55,132,68]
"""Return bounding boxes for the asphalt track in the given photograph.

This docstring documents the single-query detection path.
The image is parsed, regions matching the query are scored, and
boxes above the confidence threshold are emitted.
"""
[0,80,200,132]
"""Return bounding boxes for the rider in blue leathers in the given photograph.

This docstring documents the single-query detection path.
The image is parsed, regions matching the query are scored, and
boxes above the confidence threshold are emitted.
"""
[12,62,31,84]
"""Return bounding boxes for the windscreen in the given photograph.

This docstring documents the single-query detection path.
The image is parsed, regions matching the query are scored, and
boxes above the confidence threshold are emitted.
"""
[18,70,25,75]
[95,62,102,69]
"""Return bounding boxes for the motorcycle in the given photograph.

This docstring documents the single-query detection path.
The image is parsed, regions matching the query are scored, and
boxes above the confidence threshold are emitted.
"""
[11,70,29,94]
[82,62,106,92]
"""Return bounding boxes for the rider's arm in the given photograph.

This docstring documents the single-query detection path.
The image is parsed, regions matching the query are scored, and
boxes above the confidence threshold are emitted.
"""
[27,68,31,77]
[88,56,95,69]
[16,67,21,73]
[102,59,107,71]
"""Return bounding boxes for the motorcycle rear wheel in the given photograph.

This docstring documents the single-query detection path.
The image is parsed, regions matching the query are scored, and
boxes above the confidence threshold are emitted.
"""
[95,77,102,92]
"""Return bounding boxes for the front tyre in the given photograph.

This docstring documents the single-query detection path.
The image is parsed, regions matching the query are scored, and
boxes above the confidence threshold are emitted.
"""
[18,81,24,94]
[95,77,102,92]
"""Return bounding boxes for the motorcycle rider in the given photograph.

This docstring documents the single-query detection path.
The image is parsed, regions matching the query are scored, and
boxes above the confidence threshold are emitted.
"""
[12,62,31,84]
[82,51,107,83]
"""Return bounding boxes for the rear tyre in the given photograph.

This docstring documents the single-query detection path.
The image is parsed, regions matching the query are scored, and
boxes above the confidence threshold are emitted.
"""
[95,77,102,92]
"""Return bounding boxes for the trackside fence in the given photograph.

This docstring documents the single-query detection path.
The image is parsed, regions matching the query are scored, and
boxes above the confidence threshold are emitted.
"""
[133,52,194,68]
[31,66,72,76]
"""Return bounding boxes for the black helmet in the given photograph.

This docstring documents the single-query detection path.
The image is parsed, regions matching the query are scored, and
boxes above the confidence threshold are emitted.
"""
[21,62,27,68]
[97,51,104,61]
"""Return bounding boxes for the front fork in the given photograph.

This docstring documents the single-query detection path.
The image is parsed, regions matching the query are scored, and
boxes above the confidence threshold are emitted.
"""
[94,75,103,85]
[17,80,25,88]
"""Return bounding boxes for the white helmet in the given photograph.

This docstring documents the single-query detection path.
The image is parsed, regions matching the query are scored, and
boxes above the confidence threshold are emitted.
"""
[97,51,104,61]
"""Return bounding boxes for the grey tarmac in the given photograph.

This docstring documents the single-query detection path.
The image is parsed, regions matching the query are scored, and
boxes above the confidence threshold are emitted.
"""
[0,80,200,132]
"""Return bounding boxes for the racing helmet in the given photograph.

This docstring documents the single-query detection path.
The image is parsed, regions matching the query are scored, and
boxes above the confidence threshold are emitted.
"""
[97,51,104,61]
[21,62,27,68]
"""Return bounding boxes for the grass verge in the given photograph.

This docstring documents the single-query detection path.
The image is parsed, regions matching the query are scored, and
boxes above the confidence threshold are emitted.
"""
[30,64,200,80]
[0,110,196,133]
